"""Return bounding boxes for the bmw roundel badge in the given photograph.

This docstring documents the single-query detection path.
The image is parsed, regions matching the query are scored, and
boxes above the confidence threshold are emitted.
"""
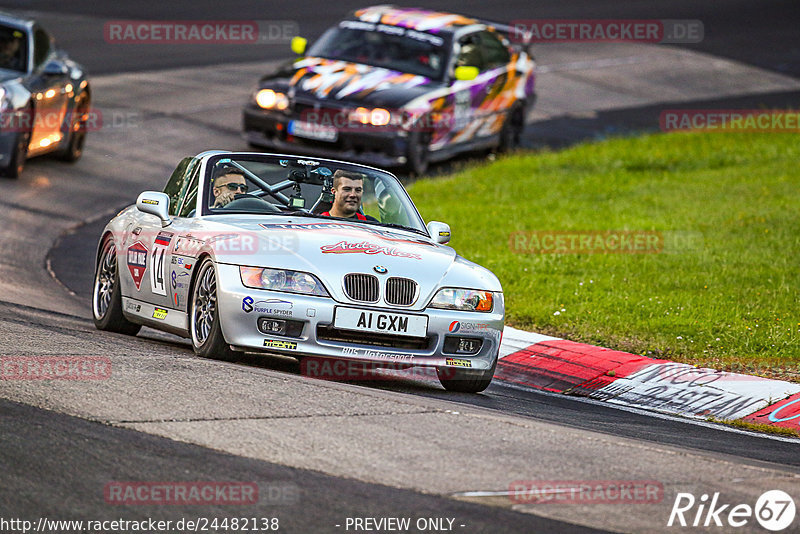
[373,265,388,274]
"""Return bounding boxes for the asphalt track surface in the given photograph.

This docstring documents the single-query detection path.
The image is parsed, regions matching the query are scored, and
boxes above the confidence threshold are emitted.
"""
[3,0,799,77]
[2,2,800,534]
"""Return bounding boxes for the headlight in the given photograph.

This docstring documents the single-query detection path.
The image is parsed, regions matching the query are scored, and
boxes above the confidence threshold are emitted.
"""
[255,89,289,110]
[240,267,328,296]
[349,106,393,126]
[0,87,9,112]
[429,288,493,312]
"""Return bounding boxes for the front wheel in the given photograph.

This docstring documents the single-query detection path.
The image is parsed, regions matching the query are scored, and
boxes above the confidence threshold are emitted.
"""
[403,127,430,176]
[1,123,30,179]
[92,236,141,335]
[190,258,238,362]
[59,93,90,162]
[437,354,497,393]
[497,104,525,153]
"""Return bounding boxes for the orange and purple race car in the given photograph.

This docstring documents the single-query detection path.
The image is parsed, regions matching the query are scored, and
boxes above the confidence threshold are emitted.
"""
[242,5,535,175]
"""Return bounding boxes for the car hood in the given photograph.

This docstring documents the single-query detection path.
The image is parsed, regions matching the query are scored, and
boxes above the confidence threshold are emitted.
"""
[265,56,441,108]
[197,217,501,308]
[0,69,23,83]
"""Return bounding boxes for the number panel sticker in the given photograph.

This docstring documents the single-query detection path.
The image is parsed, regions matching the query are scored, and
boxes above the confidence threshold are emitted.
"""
[150,231,173,296]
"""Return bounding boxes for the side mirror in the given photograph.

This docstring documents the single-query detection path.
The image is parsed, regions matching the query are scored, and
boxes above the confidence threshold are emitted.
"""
[427,221,451,244]
[291,36,307,55]
[454,66,479,81]
[136,191,172,227]
[42,60,68,76]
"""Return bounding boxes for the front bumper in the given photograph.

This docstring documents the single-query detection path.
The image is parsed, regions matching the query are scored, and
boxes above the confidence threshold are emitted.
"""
[216,263,504,371]
[243,105,410,169]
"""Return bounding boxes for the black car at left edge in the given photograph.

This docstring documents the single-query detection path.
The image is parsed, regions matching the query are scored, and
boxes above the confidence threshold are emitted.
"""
[243,5,535,175]
[0,11,91,178]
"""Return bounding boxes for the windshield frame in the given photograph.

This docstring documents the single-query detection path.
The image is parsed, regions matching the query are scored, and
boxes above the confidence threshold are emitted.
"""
[199,153,430,237]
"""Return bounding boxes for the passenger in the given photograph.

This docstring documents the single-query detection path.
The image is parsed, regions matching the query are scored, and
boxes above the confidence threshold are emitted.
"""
[321,169,377,221]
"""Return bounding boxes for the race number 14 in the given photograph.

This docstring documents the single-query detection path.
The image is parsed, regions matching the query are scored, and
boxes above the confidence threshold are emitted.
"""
[150,231,173,296]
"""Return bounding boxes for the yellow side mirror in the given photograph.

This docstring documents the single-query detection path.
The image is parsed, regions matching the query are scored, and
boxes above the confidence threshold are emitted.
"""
[291,36,307,55]
[454,65,479,81]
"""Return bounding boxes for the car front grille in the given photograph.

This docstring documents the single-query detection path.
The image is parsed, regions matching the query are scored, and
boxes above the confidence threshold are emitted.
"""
[343,273,379,303]
[292,99,348,117]
[385,277,417,306]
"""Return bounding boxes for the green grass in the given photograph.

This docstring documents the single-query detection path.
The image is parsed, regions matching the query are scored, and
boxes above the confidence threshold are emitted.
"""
[707,417,800,438]
[407,132,800,380]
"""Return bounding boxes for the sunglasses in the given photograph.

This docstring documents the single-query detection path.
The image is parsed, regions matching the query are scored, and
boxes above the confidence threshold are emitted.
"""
[217,182,248,192]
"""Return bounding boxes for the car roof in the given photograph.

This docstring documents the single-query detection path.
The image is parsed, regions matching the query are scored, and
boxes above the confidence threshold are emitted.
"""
[350,5,479,34]
[0,11,34,32]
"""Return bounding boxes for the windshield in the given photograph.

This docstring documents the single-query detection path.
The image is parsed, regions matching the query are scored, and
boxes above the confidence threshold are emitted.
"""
[307,21,449,79]
[204,154,428,235]
[0,25,27,72]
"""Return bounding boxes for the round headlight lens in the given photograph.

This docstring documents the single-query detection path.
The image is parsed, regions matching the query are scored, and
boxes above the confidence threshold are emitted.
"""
[256,89,277,109]
[261,268,286,289]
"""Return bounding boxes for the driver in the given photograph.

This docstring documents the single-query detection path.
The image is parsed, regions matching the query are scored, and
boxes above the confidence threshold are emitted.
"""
[0,33,22,71]
[211,169,248,208]
[321,169,376,221]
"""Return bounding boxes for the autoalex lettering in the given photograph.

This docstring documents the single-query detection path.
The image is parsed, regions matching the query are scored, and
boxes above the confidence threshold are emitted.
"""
[320,240,422,259]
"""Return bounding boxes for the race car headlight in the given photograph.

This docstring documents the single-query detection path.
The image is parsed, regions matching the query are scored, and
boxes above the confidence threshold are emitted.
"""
[255,89,289,110]
[349,107,393,126]
[429,289,493,312]
[240,266,329,296]
[0,87,10,112]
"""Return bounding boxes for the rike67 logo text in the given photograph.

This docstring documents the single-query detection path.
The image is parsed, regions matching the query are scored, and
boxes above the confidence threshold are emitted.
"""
[668,490,795,531]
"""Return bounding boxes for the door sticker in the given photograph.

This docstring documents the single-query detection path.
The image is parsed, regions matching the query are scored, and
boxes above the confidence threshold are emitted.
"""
[126,241,148,291]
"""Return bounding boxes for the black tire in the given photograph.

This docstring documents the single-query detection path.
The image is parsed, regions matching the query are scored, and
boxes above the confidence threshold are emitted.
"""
[497,104,525,153]
[59,93,89,162]
[190,258,238,362]
[92,236,142,335]
[403,126,430,176]
[1,109,31,178]
[437,353,497,393]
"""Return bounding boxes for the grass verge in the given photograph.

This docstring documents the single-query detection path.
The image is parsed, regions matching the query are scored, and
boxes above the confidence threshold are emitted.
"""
[408,131,800,381]
[706,417,800,438]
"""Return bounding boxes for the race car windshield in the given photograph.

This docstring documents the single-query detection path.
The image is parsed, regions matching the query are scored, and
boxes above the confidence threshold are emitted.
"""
[308,21,448,79]
[205,155,428,235]
[0,25,28,72]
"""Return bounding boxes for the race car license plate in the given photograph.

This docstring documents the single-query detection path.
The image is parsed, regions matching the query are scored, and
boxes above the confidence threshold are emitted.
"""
[334,307,428,337]
[288,120,338,142]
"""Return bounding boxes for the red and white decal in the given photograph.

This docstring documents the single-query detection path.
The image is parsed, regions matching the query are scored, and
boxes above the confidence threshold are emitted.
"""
[320,240,421,259]
[126,241,148,291]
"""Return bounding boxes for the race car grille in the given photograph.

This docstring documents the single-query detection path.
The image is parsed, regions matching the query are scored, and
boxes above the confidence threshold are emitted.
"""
[385,277,417,306]
[316,325,432,350]
[343,273,379,302]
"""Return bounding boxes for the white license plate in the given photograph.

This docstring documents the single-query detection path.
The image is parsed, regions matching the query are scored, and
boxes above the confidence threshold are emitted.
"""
[288,120,338,142]
[334,307,428,337]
